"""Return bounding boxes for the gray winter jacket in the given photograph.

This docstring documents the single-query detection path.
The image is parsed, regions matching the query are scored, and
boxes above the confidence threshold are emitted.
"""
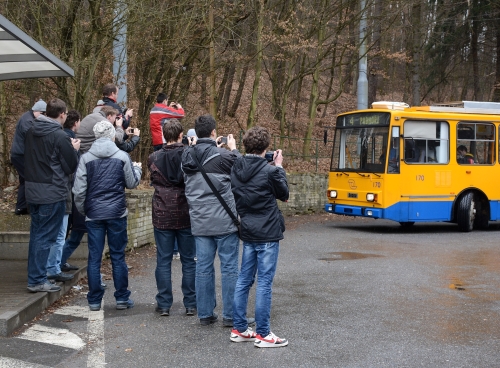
[76,111,124,154]
[181,138,241,236]
[72,137,141,220]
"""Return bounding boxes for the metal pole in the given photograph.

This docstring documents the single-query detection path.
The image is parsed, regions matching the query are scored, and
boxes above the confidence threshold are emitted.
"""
[357,0,368,110]
[113,1,127,105]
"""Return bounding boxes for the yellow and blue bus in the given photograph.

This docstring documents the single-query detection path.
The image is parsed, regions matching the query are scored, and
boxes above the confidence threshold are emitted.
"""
[324,101,500,231]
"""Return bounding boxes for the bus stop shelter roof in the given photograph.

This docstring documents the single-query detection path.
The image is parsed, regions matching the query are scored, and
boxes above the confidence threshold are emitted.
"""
[0,14,73,81]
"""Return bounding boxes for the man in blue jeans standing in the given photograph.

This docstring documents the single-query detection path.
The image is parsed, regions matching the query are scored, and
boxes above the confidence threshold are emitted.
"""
[24,99,79,293]
[181,115,250,326]
[229,126,289,347]
[73,121,141,311]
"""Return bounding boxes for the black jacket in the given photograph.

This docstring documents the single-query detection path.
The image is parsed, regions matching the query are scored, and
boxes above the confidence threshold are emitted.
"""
[24,115,78,204]
[102,96,130,129]
[10,110,36,157]
[230,155,289,242]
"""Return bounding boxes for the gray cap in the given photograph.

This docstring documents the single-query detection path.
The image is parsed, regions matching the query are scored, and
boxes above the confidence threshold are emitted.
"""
[93,121,116,140]
[187,129,197,138]
[32,99,47,112]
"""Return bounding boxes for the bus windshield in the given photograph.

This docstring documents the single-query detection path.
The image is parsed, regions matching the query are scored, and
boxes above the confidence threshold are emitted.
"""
[331,126,390,173]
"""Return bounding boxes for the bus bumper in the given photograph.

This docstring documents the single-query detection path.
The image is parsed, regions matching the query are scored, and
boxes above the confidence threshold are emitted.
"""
[324,204,383,219]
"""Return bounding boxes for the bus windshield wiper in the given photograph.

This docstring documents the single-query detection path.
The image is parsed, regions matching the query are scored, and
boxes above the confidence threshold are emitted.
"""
[354,172,367,177]
[341,172,350,176]
[367,172,381,177]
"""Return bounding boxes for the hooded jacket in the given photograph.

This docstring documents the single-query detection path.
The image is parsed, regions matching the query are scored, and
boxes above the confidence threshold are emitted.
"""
[24,115,78,204]
[72,137,141,220]
[181,138,241,236]
[148,143,190,229]
[230,155,289,242]
[10,110,37,157]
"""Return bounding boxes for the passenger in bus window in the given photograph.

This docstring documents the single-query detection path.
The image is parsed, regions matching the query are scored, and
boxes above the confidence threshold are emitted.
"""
[457,145,475,164]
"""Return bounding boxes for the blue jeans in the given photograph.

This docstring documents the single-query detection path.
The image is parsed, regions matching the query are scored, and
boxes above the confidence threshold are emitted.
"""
[61,229,85,265]
[154,227,196,309]
[233,241,279,337]
[86,217,130,305]
[46,214,69,276]
[27,201,66,286]
[195,232,239,319]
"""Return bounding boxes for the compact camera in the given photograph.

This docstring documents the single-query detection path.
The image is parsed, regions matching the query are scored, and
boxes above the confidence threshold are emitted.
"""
[265,151,275,162]
[182,136,190,145]
[219,137,228,145]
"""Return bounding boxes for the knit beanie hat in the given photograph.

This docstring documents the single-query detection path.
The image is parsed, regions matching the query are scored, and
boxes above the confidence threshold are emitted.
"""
[32,99,47,112]
[93,121,116,140]
[187,129,197,138]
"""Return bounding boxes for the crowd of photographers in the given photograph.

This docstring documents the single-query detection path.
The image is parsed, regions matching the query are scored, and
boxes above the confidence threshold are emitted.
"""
[11,89,290,348]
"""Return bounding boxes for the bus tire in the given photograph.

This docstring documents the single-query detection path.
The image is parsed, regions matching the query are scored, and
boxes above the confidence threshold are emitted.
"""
[399,222,415,228]
[474,200,489,230]
[457,192,475,232]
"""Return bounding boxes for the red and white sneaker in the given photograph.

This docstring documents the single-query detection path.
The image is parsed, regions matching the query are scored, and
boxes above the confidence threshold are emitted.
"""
[254,332,289,348]
[230,327,257,342]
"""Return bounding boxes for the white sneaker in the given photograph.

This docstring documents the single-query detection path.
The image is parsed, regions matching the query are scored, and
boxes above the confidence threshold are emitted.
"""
[254,332,288,348]
[230,327,257,342]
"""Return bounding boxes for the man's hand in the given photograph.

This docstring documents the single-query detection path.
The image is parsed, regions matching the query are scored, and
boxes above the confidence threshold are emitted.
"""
[274,149,283,166]
[132,162,142,168]
[115,117,123,128]
[125,109,133,118]
[227,134,237,150]
[189,136,197,146]
[170,102,182,109]
[71,138,81,151]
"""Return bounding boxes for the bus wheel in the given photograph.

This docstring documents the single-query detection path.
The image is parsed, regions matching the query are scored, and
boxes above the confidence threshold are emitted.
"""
[474,200,489,230]
[399,222,415,228]
[457,192,475,232]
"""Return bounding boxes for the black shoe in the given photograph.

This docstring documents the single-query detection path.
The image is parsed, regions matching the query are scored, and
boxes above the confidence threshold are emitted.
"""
[47,272,74,282]
[223,317,256,327]
[200,312,218,326]
[155,307,170,316]
[15,208,28,215]
[186,307,196,316]
[61,262,79,272]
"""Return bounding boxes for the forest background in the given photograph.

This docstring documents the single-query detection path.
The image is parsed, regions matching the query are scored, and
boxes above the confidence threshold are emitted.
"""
[0,0,500,185]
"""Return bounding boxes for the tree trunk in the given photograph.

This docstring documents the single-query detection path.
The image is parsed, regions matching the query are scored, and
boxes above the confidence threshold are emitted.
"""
[411,1,421,106]
[492,13,500,102]
[471,0,480,100]
[247,0,264,129]
[228,66,248,118]
[221,64,236,118]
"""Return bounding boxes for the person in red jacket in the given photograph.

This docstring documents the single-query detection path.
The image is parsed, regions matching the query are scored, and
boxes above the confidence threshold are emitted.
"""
[149,93,185,151]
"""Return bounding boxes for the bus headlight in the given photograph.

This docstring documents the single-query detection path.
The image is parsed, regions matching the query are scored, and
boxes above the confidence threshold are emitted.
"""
[329,190,337,198]
[366,193,375,202]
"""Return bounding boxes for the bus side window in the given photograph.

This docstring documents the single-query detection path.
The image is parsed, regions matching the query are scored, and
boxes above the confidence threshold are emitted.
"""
[404,139,420,162]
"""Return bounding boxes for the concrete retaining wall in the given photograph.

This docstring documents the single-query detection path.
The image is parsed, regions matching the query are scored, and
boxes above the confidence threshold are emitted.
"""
[0,174,328,260]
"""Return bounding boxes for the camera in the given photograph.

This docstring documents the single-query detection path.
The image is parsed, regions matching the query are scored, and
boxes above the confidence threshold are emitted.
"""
[182,136,189,145]
[265,151,275,162]
[219,137,228,145]
[129,128,135,134]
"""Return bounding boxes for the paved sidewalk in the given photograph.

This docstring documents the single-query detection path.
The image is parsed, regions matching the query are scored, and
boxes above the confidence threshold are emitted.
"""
[0,260,87,336]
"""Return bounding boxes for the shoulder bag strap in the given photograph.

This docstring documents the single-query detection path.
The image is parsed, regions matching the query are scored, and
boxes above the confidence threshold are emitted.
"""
[189,150,240,227]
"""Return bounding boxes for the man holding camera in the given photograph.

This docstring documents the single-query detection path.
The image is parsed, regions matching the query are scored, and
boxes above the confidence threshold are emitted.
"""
[229,126,289,348]
[149,93,185,151]
[181,114,242,326]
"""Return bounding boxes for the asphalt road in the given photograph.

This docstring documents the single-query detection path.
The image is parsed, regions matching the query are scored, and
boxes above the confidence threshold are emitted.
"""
[1,214,500,367]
